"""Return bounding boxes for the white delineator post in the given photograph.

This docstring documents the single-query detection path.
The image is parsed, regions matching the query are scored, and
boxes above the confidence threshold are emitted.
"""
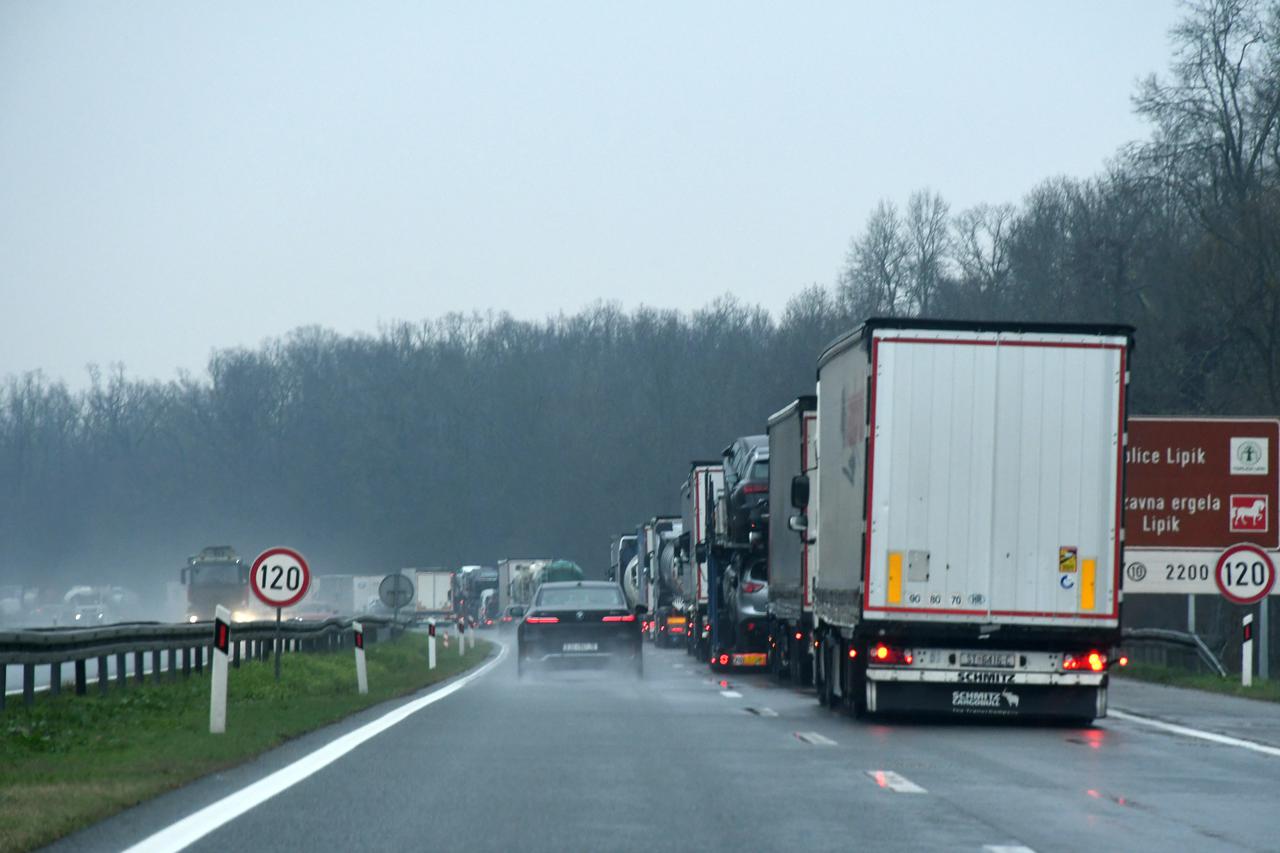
[1243,614,1254,688]
[353,621,369,695]
[458,621,465,656]
[210,605,231,734]
[427,619,437,670]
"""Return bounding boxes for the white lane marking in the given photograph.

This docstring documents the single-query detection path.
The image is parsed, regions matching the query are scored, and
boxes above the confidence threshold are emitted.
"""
[672,663,684,668]
[123,643,506,853]
[720,690,743,698]
[983,846,1037,853]
[794,731,837,745]
[867,770,927,793]
[1109,709,1280,759]
[748,707,778,717]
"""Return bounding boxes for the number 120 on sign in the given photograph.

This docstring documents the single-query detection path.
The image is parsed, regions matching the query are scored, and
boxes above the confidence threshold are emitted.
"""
[250,547,311,608]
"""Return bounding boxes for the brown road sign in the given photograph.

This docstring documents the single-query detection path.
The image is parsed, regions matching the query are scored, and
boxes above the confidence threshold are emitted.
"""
[1125,417,1280,549]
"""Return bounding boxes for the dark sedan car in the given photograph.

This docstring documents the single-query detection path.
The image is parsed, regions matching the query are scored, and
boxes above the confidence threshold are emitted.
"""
[517,581,645,678]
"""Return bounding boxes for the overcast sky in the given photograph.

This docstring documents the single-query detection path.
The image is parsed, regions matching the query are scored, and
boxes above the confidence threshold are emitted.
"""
[1,1,1183,387]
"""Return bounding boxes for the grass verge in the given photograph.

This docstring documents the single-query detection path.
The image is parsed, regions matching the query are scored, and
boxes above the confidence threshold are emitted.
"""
[0,633,492,852]
[1116,663,1280,703]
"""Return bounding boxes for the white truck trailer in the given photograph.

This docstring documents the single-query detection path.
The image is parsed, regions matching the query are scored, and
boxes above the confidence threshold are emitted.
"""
[766,395,817,683]
[412,568,453,621]
[680,461,724,661]
[799,319,1132,721]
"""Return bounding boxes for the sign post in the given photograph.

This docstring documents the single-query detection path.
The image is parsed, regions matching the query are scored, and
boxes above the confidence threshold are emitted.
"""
[210,605,231,734]
[353,621,368,694]
[458,619,465,657]
[428,619,437,670]
[250,547,312,682]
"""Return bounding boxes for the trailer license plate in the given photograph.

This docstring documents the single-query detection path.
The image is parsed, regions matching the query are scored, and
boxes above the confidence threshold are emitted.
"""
[959,652,1015,668]
[733,653,767,667]
[563,642,597,653]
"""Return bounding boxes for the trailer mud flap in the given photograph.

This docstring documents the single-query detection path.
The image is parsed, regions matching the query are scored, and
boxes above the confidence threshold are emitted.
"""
[874,682,1101,718]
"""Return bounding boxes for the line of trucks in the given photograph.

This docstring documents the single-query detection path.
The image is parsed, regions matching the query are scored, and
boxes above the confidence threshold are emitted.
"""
[179,548,586,630]
[613,318,1133,721]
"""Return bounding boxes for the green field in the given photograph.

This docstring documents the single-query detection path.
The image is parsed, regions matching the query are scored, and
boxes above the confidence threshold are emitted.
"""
[0,633,492,853]
[1116,664,1280,703]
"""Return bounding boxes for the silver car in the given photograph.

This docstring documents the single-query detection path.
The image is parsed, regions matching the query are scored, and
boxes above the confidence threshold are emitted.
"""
[722,556,769,652]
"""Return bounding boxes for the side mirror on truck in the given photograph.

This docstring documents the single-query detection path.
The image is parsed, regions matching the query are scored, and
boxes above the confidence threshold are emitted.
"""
[788,513,808,533]
[791,474,810,509]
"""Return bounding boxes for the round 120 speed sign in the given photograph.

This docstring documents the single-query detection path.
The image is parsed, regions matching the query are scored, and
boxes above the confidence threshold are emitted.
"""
[250,547,311,609]
[1214,544,1276,605]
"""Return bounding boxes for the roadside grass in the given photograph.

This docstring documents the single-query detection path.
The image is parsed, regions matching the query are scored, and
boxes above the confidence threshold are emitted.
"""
[1116,662,1280,703]
[0,633,492,853]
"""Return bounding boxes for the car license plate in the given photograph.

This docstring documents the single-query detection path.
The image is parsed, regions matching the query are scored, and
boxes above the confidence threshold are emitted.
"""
[668,616,687,625]
[733,653,767,667]
[563,642,597,653]
[959,652,1015,668]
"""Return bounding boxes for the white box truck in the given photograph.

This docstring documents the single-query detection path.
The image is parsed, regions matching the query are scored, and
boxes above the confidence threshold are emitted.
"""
[767,396,817,683]
[800,319,1132,721]
[681,462,724,661]
[412,568,453,621]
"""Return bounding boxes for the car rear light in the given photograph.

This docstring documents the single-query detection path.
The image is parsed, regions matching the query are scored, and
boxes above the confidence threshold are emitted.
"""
[741,581,764,594]
[1063,650,1107,672]
[869,643,913,665]
[602,614,636,622]
[526,616,560,624]
[742,483,767,495]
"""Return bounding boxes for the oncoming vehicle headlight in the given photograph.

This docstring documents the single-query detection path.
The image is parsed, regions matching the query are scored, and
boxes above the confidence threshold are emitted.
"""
[187,615,199,623]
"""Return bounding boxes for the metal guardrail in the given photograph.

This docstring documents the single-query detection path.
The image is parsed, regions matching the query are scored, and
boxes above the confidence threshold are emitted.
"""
[1121,627,1229,677]
[0,614,415,710]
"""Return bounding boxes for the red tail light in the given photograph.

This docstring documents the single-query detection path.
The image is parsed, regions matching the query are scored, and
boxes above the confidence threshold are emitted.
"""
[602,614,636,622]
[741,581,764,594]
[794,631,803,641]
[848,647,858,659]
[1118,656,1129,667]
[1063,650,1107,672]
[869,644,913,665]
[526,616,559,624]
[719,654,730,666]
[742,483,768,495]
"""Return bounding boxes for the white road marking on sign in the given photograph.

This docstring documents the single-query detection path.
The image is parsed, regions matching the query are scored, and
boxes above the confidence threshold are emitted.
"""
[122,642,507,853]
[983,846,1037,853]
[1109,709,1280,758]
[720,690,742,698]
[794,731,837,745]
[867,770,926,793]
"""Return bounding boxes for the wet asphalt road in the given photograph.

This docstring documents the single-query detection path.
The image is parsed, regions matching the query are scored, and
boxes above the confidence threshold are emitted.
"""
[54,639,1280,853]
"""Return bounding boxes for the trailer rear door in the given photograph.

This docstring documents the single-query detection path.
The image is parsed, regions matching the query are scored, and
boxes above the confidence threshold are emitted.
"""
[864,328,1127,628]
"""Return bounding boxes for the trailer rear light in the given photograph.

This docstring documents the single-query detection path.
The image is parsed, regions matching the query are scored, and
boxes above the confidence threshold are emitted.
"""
[742,483,767,495]
[1062,650,1107,671]
[1118,656,1129,667]
[719,654,730,666]
[848,648,858,659]
[526,616,560,624]
[746,622,756,632]
[869,644,912,665]
[602,614,636,622]
[741,581,764,594]
[794,631,803,641]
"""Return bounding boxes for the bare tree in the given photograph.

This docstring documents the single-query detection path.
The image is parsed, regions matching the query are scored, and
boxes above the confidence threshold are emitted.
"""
[838,200,911,317]
[904,189,951,315]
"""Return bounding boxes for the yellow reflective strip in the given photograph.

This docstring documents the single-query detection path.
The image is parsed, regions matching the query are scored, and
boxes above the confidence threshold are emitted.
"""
[1081,558,1096,611]
[887,552,903,605]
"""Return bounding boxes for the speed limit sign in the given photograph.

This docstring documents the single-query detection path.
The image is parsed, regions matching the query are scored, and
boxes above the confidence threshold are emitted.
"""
[250,547,311,609]
[1215,544,1276,605]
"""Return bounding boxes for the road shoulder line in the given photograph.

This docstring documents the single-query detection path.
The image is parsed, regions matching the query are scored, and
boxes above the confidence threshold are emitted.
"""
[121,642,507,853]
[1109,708,1280,758]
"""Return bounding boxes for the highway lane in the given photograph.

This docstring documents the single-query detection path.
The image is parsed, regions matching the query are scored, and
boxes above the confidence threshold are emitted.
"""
[54,641,1280,853]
